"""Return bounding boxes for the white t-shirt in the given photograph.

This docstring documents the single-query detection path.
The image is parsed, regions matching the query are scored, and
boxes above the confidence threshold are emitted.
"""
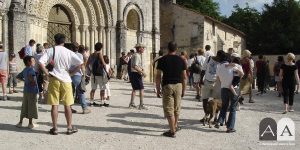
[39,45,83,82]
[233,64,243,77]
[202,57,219,82]
[70,52,83,76]
[187,58,194,67]
[217,62,234,88]
[195,55,206,68]
[131,53,144,73]
[34,53,43,72]
[205,51,214,58]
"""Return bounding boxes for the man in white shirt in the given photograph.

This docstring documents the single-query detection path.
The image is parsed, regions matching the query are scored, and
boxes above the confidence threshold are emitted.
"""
[39,33,83,135]
[192,49,206,101]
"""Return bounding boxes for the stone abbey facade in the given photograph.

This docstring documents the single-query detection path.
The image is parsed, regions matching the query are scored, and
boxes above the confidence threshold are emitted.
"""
[0,0,160,81]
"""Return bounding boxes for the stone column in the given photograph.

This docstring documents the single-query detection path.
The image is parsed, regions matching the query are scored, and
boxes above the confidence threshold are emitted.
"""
[110,27,116,66]
[102,28,106,55]
[7,1,27,52]
[105,27,111,59]
[80,25,88,46]
[117,0,123,21]
[89,25,96,53]
[97,26,104,43]
[73,24,80,43]
[116,20,126,65]
[85,28,90,50]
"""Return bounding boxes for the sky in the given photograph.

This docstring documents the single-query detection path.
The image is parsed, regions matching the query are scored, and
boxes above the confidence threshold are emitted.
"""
[214,0,274,16]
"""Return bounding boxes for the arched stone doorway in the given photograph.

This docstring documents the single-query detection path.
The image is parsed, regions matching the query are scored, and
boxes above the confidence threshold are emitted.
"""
[126,9,140,51]
[47,4,73,46]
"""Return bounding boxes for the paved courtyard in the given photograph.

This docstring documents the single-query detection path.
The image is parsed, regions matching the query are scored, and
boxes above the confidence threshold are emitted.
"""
[0,80,299,150]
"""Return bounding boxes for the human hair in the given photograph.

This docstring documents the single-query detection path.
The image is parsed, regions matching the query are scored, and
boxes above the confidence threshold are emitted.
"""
[29,39,36,45]
[158,50,164,56]
[197,48,204,55]
[168,41,177,52]
[9,53,16,59]
[78,45,85,54]
[95,42,103,52]
[216,50,226,62]
[36,45,44,54]
[205,45,211,51]
[189,53,195,59]
[130,49,135,54]
[103,55,109,64]
[277,56,284,62]
[232,57,241,65]
[54,33,66,45]
[43,43,49,47]
[287,53,295,62]
[23,56,34,66]
[242,50,252,58]
[258,55,263,59]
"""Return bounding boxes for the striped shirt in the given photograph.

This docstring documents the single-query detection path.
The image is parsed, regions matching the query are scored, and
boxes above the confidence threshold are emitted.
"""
[9,61,18,73]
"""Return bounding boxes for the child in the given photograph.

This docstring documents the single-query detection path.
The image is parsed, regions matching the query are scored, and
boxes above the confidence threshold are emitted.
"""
[228,55,244,97]
[0,44,9,100]
[103,55,112,107]
[8,53,18,94]
[16,56,39,129]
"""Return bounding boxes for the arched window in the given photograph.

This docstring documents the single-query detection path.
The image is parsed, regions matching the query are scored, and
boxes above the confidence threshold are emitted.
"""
[126,9,139,30]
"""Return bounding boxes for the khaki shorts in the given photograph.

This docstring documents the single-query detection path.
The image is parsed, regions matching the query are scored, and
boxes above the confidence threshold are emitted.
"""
[202,80,221,99]
[47,77,74,106]
[193,73,201,83]
[91,75,108,90]
[162,83,182,117]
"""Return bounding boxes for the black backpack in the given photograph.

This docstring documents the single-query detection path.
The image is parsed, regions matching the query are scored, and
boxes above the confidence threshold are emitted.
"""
[92,57,104,76]
[190,57,201,74]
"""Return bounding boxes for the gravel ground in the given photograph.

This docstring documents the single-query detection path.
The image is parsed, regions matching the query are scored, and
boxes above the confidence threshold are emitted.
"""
[0,80,299,150]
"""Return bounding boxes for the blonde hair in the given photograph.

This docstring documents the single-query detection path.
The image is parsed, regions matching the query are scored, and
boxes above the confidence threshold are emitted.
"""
[287,53,295,61]
[242,50,252,58]
[197,48,204,55]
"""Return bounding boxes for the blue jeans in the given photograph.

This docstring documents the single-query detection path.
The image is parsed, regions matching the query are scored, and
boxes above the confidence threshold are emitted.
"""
[217,88,238,130]
[71,75,87,109]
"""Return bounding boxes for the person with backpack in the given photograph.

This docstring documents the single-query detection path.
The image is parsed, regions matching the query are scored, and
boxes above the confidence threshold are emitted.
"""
[191,48,206,101]
[153,50,164,96]
[127,49,135,83]
[86,42,107,106]
[274,56,284,96]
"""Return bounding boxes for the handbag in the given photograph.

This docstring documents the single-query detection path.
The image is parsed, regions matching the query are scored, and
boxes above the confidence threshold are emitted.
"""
[46,47,55,71]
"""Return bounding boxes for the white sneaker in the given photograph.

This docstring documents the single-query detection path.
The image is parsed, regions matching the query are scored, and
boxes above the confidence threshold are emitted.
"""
[28,123,39,129]
[16,122,22,128]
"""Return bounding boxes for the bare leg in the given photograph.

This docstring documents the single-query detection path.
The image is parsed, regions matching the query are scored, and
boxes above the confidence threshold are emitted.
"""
[90,90,95,103]
[29,118,33,125]
[2,83,6,96]
[130,90,136,104]
[139,89,144,105]
[64,105,72,129]
[51,105,58,129]
[167,116,176,133]
[175,115,179,128]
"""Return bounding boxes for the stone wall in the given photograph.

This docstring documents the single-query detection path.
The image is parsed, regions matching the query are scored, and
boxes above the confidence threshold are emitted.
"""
[160,3,246,56]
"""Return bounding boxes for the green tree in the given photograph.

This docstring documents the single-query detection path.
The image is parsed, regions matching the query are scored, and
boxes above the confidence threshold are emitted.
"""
[223,4,262,54]
[177,0,222,20]
[259,0,300,54]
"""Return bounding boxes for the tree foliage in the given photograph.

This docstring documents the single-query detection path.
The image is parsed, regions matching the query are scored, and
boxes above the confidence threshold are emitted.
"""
[222,3,261,54]
[224,0,300,54]
[176,0,222,20]
[258,0,300,54]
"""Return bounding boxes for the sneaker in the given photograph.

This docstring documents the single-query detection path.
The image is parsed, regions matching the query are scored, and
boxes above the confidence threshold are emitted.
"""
[195,95,200,100]
[129,103,137,109]
[13,90,18,93]
[289,109,294,112]
[71,109,77,113]
[3,95,8,101]
[28,123,39,129]
[282,111,288,114]
[138,104,148,110]
[16,122,22,128]
[9,91,13,94]
[83,108,91,114]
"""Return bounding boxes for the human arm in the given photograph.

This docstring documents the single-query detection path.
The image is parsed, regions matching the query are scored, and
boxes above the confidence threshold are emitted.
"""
[181,70,187,97]
[295,69,300,85]
[279,68,283,81]
[98,52,106,70]
[156,69,162,98]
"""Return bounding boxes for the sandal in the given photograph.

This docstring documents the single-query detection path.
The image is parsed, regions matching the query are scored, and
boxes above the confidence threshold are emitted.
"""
[49,128,58,135]
[66,126,78,135]
[162,131,175,138]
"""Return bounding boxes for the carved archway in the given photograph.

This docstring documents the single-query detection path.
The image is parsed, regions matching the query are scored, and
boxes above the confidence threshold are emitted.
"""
[47,4,73,46]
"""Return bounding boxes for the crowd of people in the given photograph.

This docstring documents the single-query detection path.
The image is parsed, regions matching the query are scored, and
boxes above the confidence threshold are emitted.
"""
[0,35,299,137]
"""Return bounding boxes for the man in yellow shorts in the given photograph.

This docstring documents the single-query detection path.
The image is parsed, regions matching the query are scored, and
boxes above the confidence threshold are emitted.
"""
[39,33,83,135]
